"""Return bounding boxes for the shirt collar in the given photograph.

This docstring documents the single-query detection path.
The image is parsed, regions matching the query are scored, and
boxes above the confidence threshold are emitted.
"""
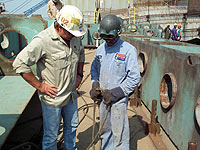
[105,37,122,48]
[49,22,59,40]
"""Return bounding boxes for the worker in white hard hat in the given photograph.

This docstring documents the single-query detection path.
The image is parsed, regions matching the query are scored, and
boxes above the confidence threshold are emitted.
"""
[13,5,86,150]
[171,23,178,40]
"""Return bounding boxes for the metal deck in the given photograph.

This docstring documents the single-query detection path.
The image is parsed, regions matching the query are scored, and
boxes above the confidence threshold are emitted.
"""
[0,76,35,148]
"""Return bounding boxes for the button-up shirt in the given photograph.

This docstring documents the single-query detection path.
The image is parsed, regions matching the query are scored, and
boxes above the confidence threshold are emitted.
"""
[91,37,140,96]
[13,23,85,107]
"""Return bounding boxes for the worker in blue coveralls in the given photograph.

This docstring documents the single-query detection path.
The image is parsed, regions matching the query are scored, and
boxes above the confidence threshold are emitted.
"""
[90,14,141,150]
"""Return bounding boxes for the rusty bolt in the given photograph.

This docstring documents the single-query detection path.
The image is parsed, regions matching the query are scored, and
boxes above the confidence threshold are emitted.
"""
[149,100,161,136]
[151,99,157,124]
[188,141,197,150]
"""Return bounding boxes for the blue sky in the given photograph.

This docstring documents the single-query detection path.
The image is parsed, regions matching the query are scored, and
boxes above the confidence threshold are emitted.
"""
[0,0,48,17]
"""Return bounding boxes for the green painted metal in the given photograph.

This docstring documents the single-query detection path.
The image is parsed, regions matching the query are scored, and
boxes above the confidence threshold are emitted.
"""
[121,34,200,149]
[0,14,199,148]
[0,76,36,148]
[162,45,200,54]
[0,14,47,75]
[80,23,163,47]
[0,15,47,148]
[81,23,104,47]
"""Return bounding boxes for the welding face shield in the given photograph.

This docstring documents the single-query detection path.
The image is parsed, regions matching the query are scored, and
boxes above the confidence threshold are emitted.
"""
[99,14,122,41]
[99,28,118,41]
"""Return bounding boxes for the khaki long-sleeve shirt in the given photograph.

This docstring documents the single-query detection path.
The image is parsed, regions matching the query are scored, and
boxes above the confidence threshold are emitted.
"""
[13,23,85,107]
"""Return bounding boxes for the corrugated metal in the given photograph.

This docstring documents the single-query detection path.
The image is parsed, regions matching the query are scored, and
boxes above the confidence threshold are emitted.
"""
[63,0,130,11]
[188,0,200,15]
[63,0,180,13]
[63,0,95,12]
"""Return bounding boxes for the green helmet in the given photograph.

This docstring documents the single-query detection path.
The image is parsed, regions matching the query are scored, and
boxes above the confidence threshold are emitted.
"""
[99,14,122,40]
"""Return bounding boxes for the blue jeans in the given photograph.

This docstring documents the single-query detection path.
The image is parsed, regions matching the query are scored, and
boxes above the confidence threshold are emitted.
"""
[100,97,130,150]
[41,98,78,150]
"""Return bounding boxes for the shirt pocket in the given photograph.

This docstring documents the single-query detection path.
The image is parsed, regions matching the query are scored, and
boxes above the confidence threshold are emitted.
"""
[51,51,69,70]
[112,59,126,76]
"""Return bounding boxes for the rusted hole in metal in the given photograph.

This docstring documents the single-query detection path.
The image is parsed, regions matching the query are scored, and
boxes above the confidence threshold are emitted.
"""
[187,56,194,66]
[187,55,200,66]
[138,51,148,77]
[160,73,177,112]
[195,96,200,129]
[0,30,27,61]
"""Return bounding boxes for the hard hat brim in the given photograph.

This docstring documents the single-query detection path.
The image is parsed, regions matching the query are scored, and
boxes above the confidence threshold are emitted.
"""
[67,27,86,37]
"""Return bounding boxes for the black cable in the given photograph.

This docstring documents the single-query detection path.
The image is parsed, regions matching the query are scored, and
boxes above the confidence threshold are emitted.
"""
[9,142,40,150]
[87,105,111,150]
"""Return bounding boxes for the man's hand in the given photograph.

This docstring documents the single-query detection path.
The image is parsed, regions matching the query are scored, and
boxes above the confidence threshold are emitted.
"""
[38,81,58,98]
[102,87,125,105]
[90,88,102,102]
[89,81,102,102]
[20,72,58,98]
[102,89,113,105]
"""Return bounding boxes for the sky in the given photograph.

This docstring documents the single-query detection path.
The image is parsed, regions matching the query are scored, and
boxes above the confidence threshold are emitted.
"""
[0,0,48,18]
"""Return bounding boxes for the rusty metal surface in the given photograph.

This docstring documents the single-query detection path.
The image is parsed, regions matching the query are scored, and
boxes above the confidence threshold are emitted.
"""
[121,34,200,149]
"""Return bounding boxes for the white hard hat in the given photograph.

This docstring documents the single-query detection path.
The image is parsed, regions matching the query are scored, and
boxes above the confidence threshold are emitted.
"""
[174,23,177,26]
[56,5,86,37]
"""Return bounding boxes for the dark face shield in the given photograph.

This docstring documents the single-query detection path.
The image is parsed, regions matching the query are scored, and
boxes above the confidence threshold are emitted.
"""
[100,34,115,41]
[100,34,119,46]
[99,28,118,41]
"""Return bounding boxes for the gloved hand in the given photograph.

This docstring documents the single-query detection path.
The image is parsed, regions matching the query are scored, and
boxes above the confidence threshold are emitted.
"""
[102,87,125,105]
[89,81,102,102]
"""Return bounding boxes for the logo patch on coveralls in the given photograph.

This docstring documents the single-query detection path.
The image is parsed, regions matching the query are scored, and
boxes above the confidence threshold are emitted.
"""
[115,53,126,61]
[96,55,102,60]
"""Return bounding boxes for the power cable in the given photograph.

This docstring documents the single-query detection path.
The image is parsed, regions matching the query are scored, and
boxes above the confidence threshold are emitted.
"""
[9,0,32,14]
[0,0,15,3]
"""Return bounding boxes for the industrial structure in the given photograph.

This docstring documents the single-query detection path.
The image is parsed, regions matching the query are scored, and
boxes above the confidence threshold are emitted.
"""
[0,0,200,149]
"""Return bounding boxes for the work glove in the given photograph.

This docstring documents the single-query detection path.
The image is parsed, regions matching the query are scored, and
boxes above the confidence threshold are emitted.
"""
[89,81,102,102]
[102,87,125,105]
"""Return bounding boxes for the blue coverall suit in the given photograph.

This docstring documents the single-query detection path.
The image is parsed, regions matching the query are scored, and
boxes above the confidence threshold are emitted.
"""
[91,37,140,149]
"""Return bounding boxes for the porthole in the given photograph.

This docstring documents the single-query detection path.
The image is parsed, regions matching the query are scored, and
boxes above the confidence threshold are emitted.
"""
[0,30,27,61]
[187,55,200,66]
[160,73,177,112]
[195,96,200,128]
[187,56,193,66]
[138,51,148,77]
